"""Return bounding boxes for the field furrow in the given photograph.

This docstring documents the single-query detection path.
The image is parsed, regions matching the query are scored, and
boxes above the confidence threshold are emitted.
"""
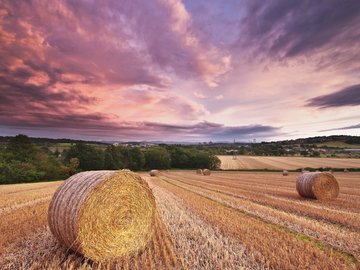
[153,176,358,270]
[159,175,360,259]
[218,156,360,170]
[0,215,177,270]
[1,171,359,269]
[146,176,259,270]
[165,174,360,230]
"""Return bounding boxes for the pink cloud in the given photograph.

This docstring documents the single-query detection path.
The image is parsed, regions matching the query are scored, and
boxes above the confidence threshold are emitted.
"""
[193,91,207,99]
[1,0,359,141]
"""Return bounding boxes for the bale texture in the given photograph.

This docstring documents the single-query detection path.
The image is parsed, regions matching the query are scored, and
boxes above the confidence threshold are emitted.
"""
[149,170,159,177]
[282,170,288,176]
[196,169,203,175]
[296,172,339,200]
[203,169,211,176]
[48,171,156,262]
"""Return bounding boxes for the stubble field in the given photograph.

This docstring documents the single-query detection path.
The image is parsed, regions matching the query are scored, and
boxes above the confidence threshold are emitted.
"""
[0,171,359,269]
[217,155,360,170]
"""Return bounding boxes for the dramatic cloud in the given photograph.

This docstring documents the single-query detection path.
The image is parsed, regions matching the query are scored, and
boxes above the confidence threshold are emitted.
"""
[139,121,279,140]
[238,0,360,71]
[320,124,360,132]
[0,118,279,141]
[0,0,359,141]
[307,84,360,108]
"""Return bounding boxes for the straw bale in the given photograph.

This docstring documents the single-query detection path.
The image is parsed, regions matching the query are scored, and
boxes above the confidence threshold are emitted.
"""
[196,169,203,175]
[203,169,211,176]
[282,170,288,176]
[296,172,339,200]
[48,170,156,262]
[149,170,159,177]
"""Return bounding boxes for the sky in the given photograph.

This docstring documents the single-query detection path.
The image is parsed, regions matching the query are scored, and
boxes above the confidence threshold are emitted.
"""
[0,0,359,142]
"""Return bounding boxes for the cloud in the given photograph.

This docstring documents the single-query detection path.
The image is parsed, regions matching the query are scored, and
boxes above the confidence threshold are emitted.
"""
[238,0,360,71]
[307,84,360,108]
[193,91,207,99]
[0,117,280,141]
[215,94,224,100]
[320,123,360,132]
[0,0,231,96]
[156,0,232,87]
[0,0,232,140]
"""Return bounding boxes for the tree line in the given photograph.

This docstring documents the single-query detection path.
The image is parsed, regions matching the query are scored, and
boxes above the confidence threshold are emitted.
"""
[0,135,220,184]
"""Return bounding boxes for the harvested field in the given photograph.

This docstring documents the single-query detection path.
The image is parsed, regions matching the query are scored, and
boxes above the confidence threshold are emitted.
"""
[218,155,360,170]
[0,171,359,269]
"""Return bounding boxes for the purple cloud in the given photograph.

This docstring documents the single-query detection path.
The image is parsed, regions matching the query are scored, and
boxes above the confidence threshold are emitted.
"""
[238,0,360,70]
[307,84,360,108]
[320,123,360,132]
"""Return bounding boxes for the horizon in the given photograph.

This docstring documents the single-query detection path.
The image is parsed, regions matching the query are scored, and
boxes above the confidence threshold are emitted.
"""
[1,133,358,145]
[1,1,359,141]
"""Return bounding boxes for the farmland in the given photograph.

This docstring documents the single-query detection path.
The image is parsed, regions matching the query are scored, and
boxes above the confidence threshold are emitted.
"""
[0,171,359,269]
[217,155,360,170]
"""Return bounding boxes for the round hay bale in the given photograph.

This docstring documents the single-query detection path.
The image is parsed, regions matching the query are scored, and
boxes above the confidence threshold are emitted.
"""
[296,172,339,200]
[203,169,211,176]
[196,169,203,175]
[149,169,159,177]
[48,171,156,262]
[344,169,349,172]
[282,170,288,176]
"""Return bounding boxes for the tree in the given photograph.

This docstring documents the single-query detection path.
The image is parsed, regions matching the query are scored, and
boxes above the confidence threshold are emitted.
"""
[125,148,145,171]
[65,143,104,170]
[311,151,320,157]
[169,148,190,168]
[6,134,39,162]
[145,148,171,169]
[69,158,80,174]
[209,155,221,170]
[1,135,68,183]
[104,146,124,169]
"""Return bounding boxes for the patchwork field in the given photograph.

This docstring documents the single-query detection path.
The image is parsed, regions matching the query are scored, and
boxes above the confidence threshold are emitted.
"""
[217,155,360,170]
[0,171,359,269]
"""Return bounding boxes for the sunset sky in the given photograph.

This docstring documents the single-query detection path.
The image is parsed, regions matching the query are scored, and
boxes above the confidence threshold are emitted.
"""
[0,0,359,142]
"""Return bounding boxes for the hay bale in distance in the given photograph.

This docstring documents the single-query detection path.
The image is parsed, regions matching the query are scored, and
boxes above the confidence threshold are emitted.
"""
[203,169,211,176]
[196,169,203,175]
[48,171,156,262]
[282,170,288,176]
[149,169,159,177]
[344,169,349,172]
[296,172,339,200]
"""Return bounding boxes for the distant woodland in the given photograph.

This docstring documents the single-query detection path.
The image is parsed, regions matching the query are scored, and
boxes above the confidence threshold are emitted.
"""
[0,135,220,184]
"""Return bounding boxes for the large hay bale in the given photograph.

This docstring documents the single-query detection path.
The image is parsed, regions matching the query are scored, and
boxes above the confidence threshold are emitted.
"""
[149,169,159,177]
[196,169,203,175]
[296,172,339,200]
[203,169,211,176]
[282,170,288,176]
[48,171,156,262]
